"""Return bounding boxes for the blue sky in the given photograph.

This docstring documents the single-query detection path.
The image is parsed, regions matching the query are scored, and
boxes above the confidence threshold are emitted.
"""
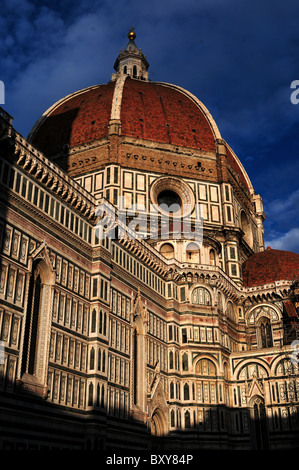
[1,0,299,253]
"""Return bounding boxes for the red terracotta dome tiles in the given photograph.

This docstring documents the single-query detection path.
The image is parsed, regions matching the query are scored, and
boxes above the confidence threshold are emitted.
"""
[31,83,115,155]
[120,79,216,151]
[242,248,299,287]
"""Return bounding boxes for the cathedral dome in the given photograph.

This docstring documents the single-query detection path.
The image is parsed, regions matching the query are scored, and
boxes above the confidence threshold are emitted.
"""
[28,78,217,156]
[27,30,252,194]
[242,247,299,287]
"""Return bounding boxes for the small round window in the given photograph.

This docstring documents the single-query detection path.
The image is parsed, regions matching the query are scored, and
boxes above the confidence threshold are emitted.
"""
[150,177,195,218]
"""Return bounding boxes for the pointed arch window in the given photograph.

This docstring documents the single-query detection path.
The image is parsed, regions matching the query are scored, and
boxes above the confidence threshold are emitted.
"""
[21,255,55,390]
[88,382,94,406]
[97,383,100,407]
[184,383,190,400]
[99,310,103,334]
[182,353,189,371]
[103,312,107,336]
[257,317,273,348]
[101,384,105,408]
[170,382,174,399]
[90,347,95,370]
[91,309,96,333]
[170,409,175,427]
[102,350,106,372]
[184,410,191,428]
[250,396,269,449]
[169,351,174,369]
[98,349,102,371]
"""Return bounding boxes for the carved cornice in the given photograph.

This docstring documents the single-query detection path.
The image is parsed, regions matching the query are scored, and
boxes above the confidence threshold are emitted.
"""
[11,131,97,222]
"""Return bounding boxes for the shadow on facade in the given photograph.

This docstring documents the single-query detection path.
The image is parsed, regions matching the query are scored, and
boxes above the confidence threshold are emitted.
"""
[1,380,299,451]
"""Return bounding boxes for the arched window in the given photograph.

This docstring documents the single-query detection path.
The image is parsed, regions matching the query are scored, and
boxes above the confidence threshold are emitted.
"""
[101,384,105,408]
[169,351,174,369]
[241,211,253,247]
[195,358,217,376]
[192,287,211,305]
[91,309,96,333]
[170,382,174,398]
[133,65,137,78]
[160,243,174,259]
[209,249,216,265]
[88,382,94,406]
[182,353,189,371]
[97,383,100,407]
[103,312,107,336]
[186,242,200,263]
[184,383,190,400]
[98,349,102,371]
[102,350,106,372]
[21,257,55,388]
[250,396,269,449]
[99,310,103,334]
[170,409,175,427]
[257,317,273,348]
[90,347,95,370]
[184,410,191,428]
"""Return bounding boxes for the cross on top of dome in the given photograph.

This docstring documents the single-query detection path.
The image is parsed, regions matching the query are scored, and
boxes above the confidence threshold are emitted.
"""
[112,29,149,81]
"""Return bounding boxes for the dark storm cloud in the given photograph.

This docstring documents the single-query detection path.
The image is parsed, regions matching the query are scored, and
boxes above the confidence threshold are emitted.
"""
[1,0,299,252]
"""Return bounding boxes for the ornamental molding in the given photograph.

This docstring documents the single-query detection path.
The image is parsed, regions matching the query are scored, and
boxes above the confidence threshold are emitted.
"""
[11,131,97,222]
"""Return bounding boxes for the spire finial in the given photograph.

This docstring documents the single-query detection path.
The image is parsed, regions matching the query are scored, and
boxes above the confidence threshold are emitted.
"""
[128,28,136,41]
[112,29,149,82]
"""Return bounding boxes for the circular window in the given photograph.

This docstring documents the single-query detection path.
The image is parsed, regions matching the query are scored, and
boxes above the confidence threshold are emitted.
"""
[157,190,182,213]
[150,177,194,217]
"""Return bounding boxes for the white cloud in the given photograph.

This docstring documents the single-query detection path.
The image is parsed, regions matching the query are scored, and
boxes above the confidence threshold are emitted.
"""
[265,228,299,254]
[266,188,299,216]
